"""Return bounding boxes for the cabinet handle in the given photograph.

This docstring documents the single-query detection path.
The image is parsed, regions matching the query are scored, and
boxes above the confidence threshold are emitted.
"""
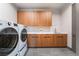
[32,36,38,38]
[44,36,51,38]
[57,36,63,38]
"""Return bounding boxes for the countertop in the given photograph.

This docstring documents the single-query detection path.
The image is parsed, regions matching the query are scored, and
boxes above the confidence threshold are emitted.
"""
[27,32,66,34]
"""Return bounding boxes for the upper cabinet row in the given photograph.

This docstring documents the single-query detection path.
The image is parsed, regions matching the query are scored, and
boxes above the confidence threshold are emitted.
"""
[17,11,52,26]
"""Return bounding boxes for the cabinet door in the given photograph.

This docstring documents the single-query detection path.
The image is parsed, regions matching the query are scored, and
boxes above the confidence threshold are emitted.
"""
[33,12,39,26]
[41,34,49,47]
[47,34,56,47]
[27,34,36,47]
[39,11,52,26]
[41,34,53,47]
[31,34,41,47]
[17,11,25,25]
[53,34,67,47]
[27,34,41,47]
[17,11,32,26]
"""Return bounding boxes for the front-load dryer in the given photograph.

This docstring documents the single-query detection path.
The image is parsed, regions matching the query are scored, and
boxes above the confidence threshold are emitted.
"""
[0,20,19,56]
[18,24,28,56]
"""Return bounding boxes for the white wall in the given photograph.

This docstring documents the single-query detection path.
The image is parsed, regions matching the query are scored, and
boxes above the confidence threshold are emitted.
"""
[26,13,61,33]
[60,5,72,48]
[0,3,17,23]
[52,14,61,32]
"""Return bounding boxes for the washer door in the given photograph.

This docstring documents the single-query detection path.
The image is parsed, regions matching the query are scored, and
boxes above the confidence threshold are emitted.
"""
[0,28,18,56]
[21,28,27,42]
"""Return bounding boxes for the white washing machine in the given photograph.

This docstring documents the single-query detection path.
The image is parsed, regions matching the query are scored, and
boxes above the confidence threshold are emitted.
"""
[0,20,19,56]
[18,24,28,56]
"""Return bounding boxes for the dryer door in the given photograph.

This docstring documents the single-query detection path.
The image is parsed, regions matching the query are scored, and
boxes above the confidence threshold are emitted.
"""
[21,28,27,42]
[0,28,18,56]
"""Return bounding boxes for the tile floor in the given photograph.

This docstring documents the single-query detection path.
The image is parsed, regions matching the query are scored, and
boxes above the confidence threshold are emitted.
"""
[26,48,76,56]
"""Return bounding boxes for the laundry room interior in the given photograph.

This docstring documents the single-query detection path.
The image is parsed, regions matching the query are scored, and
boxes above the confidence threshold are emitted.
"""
[0,3,79,56]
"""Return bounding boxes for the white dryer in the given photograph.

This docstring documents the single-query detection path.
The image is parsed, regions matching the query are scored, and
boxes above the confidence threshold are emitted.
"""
[18,24,28,56]
[0,20,19,56]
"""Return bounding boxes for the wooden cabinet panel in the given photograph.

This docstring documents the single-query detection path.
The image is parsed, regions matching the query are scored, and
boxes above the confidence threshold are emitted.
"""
[27,34,41,47]
[39,11,52,26]
[33,12,39,26]
[27,34,67,48]
[53,34,67,47]
[41,34,53,47]
[17,11,52,26]
[17,11,32,26]
[47,35,56,47]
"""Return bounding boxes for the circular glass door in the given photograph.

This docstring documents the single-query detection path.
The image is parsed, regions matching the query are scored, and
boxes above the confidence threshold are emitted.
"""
[21,28,27,42]
[0,28,18,56]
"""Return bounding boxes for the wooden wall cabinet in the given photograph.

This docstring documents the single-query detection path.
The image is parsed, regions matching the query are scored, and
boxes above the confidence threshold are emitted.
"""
[27,34,67,48]
[17,11,52,26]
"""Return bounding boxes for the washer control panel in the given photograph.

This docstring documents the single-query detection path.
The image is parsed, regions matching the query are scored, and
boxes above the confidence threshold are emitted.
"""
[8,22,11,26]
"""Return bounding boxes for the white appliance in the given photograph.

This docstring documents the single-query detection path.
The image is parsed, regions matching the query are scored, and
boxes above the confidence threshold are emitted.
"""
[0,20,19,56]
[18,24,28,56]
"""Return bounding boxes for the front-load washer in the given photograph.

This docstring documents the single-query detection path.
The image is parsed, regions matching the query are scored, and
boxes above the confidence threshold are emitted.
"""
[0,20,19,56]
[18,24,28,56]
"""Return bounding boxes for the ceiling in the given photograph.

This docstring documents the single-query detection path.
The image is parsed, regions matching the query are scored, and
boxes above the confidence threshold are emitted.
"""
[13,3,71,13]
